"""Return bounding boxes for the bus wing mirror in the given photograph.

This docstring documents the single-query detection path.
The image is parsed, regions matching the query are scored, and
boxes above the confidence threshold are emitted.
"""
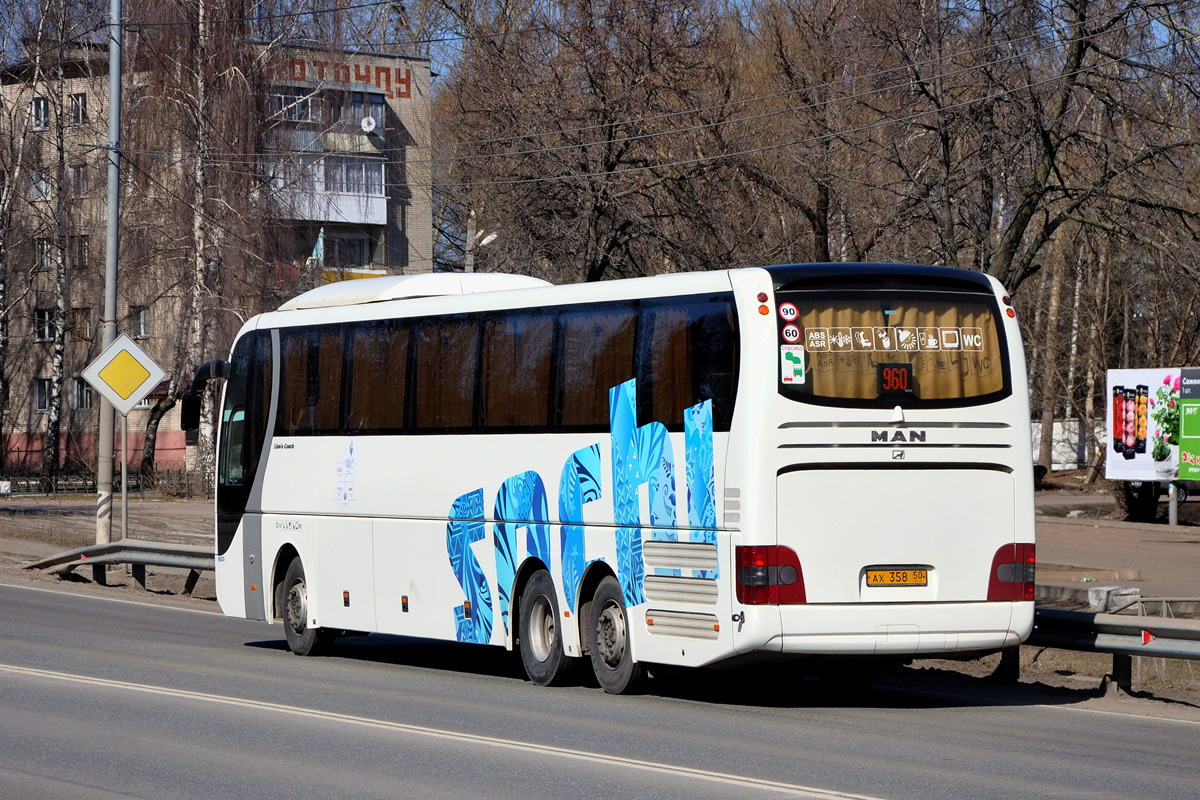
[181,393,201,432]
[180,359,231,432]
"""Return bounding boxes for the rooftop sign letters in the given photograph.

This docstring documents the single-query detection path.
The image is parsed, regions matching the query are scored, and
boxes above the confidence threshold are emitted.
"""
[266,59,413,100]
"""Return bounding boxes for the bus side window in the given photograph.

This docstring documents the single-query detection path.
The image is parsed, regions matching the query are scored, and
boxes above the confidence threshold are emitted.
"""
[277,327,345,435]
[413,316,479,430]
[481,312,553,429]
[640,295,737,431]
[346,321,408,432]
[557,305,637,429]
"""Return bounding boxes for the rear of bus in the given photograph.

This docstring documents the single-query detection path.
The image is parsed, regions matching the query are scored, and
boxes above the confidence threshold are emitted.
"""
[726,264,1034,660]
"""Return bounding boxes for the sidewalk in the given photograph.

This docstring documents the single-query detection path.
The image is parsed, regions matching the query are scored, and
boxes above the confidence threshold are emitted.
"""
[1035,516,1200,605]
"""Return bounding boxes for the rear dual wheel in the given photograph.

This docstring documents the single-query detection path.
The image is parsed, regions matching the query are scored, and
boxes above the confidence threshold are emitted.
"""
[588,576,644,694]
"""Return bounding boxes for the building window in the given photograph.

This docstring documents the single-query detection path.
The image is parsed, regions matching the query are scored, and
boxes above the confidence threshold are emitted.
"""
[71,307,92,340]
[32,96,48,130]
[324,237,370,269]
[34,308,54,342]
[70,93,87,125]
[322,157,385,196]
[134,396,155,409]
[30,169,50,202]
[70,235,89,269]
[329,90,385,126]
[68,165,88,198]
[268,87,317,122]
[130,305,150,338]
[73,378,93,409]
[36,238,54,270]
[34,378,51,412]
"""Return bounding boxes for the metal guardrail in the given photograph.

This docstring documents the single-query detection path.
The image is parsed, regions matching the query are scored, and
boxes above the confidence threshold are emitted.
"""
[1027,606,1200,694]
[24,540,214,595]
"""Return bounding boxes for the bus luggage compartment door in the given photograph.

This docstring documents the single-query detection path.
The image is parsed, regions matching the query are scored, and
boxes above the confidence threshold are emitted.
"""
[777,467,1015,604]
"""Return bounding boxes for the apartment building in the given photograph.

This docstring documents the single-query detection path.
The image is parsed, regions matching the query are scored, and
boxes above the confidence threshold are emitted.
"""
[0,41,432,474]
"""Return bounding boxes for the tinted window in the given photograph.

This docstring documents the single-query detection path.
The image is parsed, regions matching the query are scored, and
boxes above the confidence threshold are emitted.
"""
[780,290,1010,408]
[558,305,637,428]
[481,313,553,429]
[413,316,478,430]
[277,328,344,434]
[346,322,408,432]
[640,295,737,430]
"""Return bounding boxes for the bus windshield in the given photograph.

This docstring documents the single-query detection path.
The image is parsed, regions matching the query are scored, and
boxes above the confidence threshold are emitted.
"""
[778,289,1010,408]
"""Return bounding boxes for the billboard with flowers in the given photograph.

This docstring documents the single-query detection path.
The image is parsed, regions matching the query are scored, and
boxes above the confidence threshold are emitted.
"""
[1105,369,1180,481]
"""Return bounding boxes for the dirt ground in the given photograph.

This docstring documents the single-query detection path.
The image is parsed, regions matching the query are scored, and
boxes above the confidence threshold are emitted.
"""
[1,492,1198,717]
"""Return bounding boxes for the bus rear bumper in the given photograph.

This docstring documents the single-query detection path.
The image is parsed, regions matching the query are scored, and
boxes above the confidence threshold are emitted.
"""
[762,601,1033,656]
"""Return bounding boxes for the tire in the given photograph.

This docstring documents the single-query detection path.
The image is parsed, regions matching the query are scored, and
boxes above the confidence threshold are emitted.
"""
[588,576,645,694]
[518,570,571,686]
[282,558,331,656]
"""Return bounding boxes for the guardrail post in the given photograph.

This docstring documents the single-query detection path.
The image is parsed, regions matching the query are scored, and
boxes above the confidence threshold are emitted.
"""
[1109,653,1133,696]
[132,563,146,589]
[183,569,201,596]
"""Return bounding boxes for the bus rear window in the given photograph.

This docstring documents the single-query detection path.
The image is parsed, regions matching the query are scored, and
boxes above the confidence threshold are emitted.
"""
[778,291,1010,408]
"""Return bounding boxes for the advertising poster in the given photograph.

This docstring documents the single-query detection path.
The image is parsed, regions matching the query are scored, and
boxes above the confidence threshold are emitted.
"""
[1105,368,1180,482]
[1179,368,1200,482]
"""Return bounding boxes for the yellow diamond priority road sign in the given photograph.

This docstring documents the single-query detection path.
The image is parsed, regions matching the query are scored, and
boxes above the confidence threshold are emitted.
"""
[82,334,166,416]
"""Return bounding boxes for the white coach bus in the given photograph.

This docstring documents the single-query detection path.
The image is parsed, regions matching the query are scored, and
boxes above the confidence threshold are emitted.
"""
[184,263,1035,694]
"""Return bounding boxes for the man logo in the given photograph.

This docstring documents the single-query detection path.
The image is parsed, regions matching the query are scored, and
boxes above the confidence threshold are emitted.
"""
[872,430,927,443]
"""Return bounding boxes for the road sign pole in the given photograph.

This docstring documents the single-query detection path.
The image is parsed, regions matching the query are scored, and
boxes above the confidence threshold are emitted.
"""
[96,0,123,581]
[122,412,128,541]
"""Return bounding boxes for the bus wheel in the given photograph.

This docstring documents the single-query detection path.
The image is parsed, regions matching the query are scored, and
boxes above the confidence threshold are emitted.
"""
[518,570,570,686]
[588,576,644,694]
[282,558,330,656]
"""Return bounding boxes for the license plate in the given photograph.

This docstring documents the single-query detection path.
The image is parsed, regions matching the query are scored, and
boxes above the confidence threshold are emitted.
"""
[866,568,928,587]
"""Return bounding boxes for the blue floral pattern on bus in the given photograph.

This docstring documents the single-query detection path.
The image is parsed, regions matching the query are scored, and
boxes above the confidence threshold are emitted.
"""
[610,380,645,606]
[685,400,718,579]
[493,470,550,635]
[610,379,679,600]
[446,489,493,644]
[559,444,602,611]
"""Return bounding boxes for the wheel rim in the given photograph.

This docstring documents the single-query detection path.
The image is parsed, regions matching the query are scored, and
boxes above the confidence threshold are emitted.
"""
[527,594,556,663]
[287,580,308,636]
[595,600,626,668]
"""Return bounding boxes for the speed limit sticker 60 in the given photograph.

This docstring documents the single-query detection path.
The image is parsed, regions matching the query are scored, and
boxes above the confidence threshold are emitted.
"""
[779,303,799,321]
[782,324,801,343]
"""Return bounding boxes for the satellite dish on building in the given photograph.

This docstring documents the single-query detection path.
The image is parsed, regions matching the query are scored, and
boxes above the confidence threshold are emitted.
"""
[361,116,377,134]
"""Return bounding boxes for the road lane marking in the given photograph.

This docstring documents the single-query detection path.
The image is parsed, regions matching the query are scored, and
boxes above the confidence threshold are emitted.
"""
[0,662,880,799]
[0,581,220,615]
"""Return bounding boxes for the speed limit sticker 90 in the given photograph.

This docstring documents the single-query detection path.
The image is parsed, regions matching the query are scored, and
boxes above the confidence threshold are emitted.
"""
[779,303,799,322]
[781,324,801,343]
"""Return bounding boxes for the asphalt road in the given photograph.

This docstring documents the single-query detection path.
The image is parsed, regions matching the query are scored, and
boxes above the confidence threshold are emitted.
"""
[2,583,1199,799]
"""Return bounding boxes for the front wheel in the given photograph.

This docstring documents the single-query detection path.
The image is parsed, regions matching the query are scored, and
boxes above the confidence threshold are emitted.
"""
[518,570,572,686]
[282,557,332,656]
[588,576,644,694]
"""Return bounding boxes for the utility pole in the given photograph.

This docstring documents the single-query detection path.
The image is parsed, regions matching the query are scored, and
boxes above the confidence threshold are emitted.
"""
[465,210,476,273]
[95,0,122,581]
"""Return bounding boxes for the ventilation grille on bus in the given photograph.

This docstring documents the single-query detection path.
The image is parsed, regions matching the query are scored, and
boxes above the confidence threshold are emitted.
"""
[643,575,719,605]
[645,610,720,640]
[643,540,718,572]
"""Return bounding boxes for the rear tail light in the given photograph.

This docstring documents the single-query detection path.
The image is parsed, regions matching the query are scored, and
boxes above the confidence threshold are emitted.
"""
[736,545,806,605]
[988,543,1035,602]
